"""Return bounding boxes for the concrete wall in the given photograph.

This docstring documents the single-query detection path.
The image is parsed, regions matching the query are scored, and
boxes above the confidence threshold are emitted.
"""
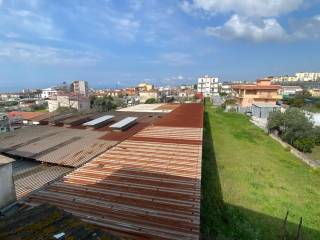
[0,163,16,209]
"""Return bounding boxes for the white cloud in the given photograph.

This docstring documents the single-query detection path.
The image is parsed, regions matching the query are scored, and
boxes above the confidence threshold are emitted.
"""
[0,41,100,66]
[291,14,320,39]
[159,52,195,66]
[183,0,303,17]
[4,32,20,38]
[0,9,60,40]
[206,14,288,42]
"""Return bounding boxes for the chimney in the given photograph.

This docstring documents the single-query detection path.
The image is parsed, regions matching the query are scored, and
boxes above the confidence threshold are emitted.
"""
[0,155,16,210]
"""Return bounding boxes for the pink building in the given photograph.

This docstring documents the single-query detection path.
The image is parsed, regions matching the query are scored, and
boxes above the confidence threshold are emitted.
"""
[232,79,281,107]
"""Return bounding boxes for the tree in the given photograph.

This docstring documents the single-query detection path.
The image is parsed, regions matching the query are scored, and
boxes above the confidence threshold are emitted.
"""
[93,96,116,112]
[267,108,317,152]
[145,98,157,104]
[267,111,284,133]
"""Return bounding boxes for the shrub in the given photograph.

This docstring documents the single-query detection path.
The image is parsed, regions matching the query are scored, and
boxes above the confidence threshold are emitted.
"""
[293,138,315,153]
[145,98,157,104]
[267,108,317,152]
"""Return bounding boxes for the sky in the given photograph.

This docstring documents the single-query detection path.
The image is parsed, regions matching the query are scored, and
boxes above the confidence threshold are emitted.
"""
[0,0,320,91]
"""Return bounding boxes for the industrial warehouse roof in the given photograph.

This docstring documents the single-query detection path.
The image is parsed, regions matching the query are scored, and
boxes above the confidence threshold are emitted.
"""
[0,126,117,167]
[0,204,121,240]
[12,160,71,199]
[24,103,204,240]
[117,103,179,113]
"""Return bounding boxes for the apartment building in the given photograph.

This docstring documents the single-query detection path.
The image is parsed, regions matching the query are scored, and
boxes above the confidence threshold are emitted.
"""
[296,72,320,82]
[47,94,90,112]
[232,79,281,107]
[0,113,10,133]
[71,80,88,96]
[271,72,320,83]
[281,86,303,96]
[197,75,219,97]
[41,87,59,99]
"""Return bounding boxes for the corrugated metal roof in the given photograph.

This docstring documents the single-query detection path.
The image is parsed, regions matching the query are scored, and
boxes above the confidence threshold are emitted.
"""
[0,126,118,167]
[24,104,204,240]
[83,115,114,126]
[13,163,71,199]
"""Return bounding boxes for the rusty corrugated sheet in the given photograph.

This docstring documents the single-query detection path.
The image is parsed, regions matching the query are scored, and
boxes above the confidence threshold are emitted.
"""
[24,104,204,240]
[0,126,118,167]
[14,164,71,199]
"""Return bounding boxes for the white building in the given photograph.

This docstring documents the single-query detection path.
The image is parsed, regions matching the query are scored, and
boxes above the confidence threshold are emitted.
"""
[281,86,303,96]
[197,75,219,97]
[219,83,232,95]
[47,95,90,112]
[71,80,88,96]
[271,75,297,83]
[41,87,59,99]
[295,72,320,82]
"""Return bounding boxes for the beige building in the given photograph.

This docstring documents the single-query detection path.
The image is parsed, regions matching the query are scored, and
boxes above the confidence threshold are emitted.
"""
[71,80,88,96]
[139,91,158,103]
[309,89,320,97]
[232,79,281,107]
[48,95,90,112]
[138,83,154,91]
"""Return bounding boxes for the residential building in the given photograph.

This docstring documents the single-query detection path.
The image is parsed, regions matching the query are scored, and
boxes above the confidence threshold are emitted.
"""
[270,72,320,83]
[71,80,89,96]
[177,89,195,99]
[197,75,219,97]
[41,87,59,99]
[124,87,137,96]
[0,113,10,133]
[139,90,159,103]
[232,79,281,107]
[219,83,232,95]
[270,75,297,83]
[47,94,90,112]
[281,86,303,96]
[309,88,320,97]
[296,72,320,82]
[137,83,154,91]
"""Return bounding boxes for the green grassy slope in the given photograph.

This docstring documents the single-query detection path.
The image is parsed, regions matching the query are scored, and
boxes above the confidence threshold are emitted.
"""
[201,104,320,240]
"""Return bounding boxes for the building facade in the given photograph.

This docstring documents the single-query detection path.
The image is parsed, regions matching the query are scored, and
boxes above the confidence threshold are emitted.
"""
[197,75,219,97]
[270,72,320,83]
[137,83,154,92]
[48,95,90,112]
[41,87,59,99]
[71,80,89,96]
[0,113,10,133]
[139,91,159,103]
[295,72,320,82]
[232,79,281,107]
[280,86,303,96]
